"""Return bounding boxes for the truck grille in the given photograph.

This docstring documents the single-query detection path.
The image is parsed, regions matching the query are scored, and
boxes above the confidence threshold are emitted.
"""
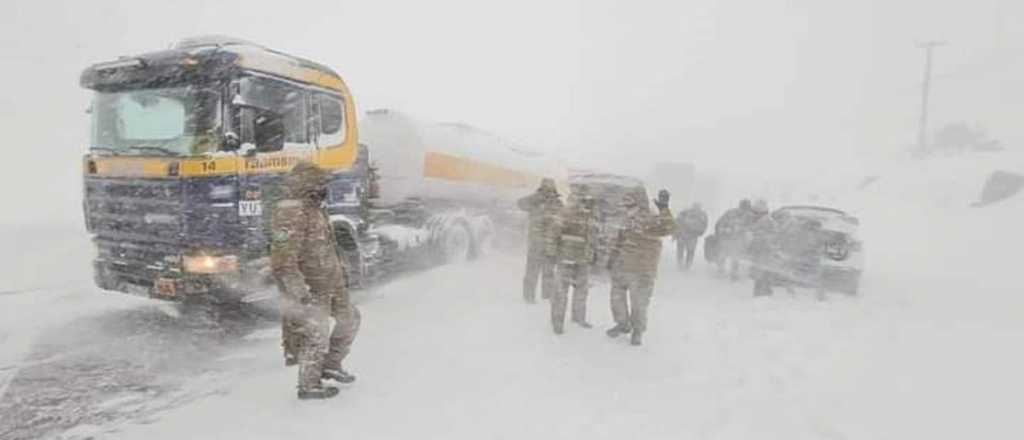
[85,178,185,244]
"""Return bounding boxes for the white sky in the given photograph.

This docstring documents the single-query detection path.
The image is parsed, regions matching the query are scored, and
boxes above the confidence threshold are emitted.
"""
[1,0,1022,221]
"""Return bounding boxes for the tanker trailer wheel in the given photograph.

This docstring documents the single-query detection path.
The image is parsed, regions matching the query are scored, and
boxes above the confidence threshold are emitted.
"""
[441,221,473,263]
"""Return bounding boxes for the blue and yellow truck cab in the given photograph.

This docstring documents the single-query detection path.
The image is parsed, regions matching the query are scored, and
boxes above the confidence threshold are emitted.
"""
[81,36,368,301]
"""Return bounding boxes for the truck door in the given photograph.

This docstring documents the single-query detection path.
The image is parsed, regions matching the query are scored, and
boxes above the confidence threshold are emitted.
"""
[234,77,316,256]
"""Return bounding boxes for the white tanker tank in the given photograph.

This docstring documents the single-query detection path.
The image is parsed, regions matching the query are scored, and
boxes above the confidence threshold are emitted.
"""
[337,109,564,283]
[359,109,566,206]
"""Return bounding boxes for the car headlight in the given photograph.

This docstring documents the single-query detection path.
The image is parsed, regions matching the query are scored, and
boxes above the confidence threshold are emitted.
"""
[183,254,239,274]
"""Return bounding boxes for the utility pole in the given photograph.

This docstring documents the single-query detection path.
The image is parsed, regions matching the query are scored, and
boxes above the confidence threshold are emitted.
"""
[916,41,946,153]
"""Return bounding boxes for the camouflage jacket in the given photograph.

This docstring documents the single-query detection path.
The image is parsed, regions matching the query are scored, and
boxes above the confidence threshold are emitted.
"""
[609,206,676,275]
[517,192,563,257]
[749,215,783,261]
[554,204,599,265]
[714,208,746,236]
[676,208,709,238]
[271,199,347,307]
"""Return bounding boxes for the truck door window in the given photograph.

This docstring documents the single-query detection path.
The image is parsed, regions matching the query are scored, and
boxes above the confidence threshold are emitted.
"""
[318,93,346,147]
[236,77,310,152]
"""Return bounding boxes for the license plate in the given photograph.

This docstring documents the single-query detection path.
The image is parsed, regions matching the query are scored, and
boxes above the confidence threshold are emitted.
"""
[155,278,177,298]
[239,200,263,217]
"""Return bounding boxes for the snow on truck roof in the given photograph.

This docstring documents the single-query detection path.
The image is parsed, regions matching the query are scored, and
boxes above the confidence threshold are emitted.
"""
[81,36,348,94]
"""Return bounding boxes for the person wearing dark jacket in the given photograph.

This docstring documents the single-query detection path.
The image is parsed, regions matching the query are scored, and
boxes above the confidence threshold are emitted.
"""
[674,202,708,270]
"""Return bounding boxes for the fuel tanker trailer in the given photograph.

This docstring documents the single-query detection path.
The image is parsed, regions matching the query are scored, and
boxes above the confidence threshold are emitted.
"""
[334,109,567,287]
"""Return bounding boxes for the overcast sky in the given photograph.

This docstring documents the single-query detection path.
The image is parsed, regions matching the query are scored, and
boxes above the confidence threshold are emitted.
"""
[1,0,1021,221]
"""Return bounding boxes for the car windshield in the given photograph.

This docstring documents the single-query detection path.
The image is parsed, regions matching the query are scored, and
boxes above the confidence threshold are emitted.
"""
[91,85,221,156]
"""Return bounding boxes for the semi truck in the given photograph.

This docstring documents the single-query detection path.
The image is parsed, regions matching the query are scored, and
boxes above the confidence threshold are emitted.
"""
[81,36,561,303]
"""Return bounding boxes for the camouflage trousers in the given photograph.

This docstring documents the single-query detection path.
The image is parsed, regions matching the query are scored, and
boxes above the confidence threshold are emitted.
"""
[284,299,361,391]
[325,302,361,372]
[551,262,589,328]
[609,271,655,334]
[523,254,557,301]
[676,237,698,269]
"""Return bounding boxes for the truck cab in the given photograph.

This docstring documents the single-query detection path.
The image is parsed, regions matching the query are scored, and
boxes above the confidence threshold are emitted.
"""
[81,37,363,301]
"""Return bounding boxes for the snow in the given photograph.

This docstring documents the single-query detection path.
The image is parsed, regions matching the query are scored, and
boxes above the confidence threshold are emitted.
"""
[371,224,431,251]
[2,154,1023,439]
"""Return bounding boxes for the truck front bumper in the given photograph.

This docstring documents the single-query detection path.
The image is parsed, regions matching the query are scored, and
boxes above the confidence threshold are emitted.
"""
[91,239,249,302]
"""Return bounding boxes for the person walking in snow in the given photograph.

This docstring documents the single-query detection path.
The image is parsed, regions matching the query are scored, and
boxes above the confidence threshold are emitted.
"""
[674,202,708,270]
[713,199,759,280]
[272,162,360,400]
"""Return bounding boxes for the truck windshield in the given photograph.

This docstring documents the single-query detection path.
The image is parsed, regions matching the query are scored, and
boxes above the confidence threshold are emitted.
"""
[91,85,221,156]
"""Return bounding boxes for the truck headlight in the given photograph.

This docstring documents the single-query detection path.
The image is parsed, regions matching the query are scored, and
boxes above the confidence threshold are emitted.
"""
[183,254,239,274]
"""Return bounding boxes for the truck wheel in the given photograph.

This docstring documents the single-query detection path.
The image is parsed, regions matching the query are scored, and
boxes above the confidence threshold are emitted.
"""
[441,222,473,263]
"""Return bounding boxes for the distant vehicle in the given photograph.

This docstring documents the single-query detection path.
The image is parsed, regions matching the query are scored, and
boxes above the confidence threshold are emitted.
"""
[80,37,562,303]
[567,172,648,275]
[772,205,864,295]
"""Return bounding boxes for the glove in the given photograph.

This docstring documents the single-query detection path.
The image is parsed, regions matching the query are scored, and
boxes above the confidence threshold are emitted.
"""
[653,189,670,209]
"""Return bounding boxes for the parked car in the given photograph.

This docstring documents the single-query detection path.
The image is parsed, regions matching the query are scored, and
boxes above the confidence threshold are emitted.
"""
[772,205,863,295]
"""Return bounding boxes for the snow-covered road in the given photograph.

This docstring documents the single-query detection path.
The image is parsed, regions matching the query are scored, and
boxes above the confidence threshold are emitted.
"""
[3,173,1023,440]
[2,216,1020,440]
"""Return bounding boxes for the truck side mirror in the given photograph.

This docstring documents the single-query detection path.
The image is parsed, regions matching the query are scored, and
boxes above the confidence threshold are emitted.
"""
[224,131,240,151]
[367,161,381,199]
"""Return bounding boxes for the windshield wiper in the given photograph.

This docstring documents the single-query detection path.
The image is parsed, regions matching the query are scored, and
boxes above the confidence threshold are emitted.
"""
[126,145,182,157]
[89,147,120,156]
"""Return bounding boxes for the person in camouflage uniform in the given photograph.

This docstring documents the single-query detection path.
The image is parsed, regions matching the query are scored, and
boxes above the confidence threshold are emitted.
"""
[748,210,791,297]
[713,199,753,280]
[272,162,360,400]
[674,202,708,270]
[517,178,563,303]
[550,190,599,334]
[605,188,676,346]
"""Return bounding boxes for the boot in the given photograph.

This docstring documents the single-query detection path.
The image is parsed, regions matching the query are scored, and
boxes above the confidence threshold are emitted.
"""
[572,318,593,329]
[606,323,631,338]
[323,368,356,384]
[630,331,643,346]
[552,322,564,335]
[298,385,340,400]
